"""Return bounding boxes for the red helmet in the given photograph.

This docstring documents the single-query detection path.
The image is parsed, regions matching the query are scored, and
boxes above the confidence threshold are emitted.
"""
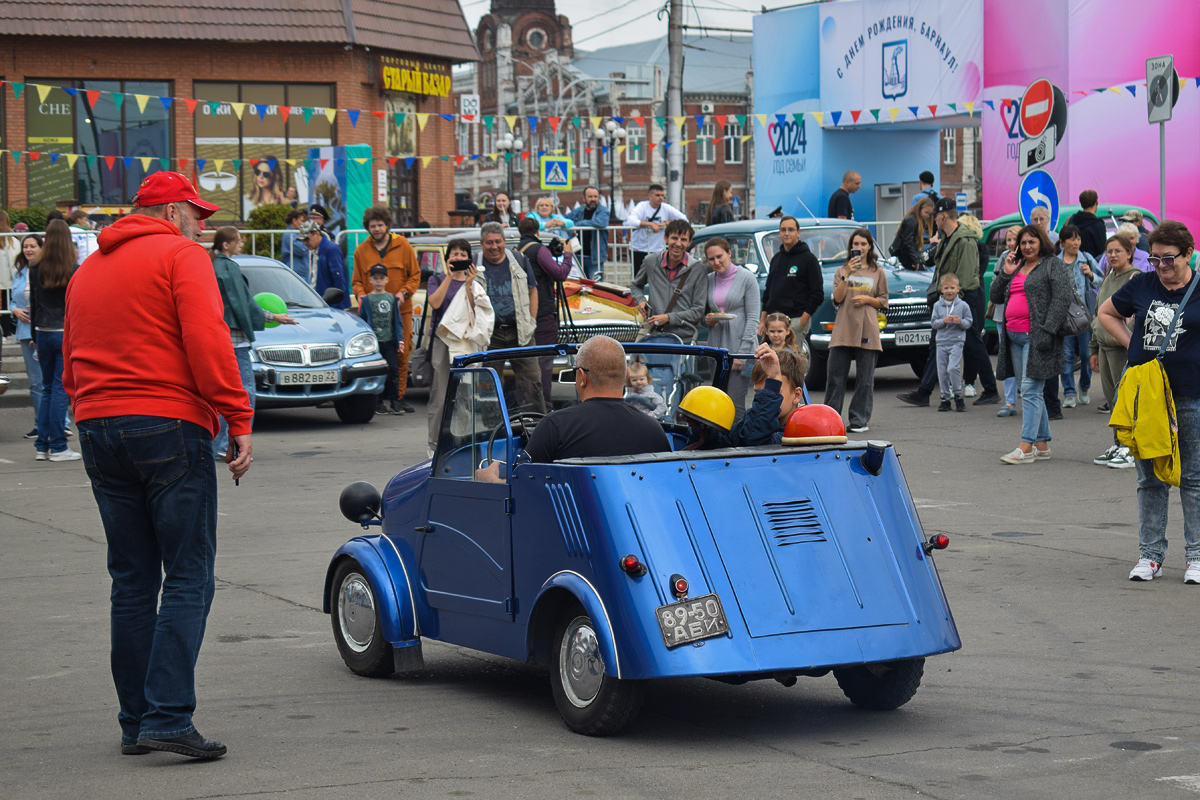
[781,404,848,446]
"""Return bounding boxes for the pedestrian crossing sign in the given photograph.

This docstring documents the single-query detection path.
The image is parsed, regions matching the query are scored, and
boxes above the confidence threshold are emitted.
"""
[539,156,572,190]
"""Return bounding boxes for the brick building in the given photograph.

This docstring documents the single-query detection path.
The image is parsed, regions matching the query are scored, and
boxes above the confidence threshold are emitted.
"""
[0,1,477,226]
[455,0,753,223]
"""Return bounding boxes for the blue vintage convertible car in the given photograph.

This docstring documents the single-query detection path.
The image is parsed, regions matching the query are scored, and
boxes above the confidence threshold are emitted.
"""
[326,343,960,735]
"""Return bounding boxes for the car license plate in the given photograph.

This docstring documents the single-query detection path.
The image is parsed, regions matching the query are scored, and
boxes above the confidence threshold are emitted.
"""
[278,370,338,385]
[896,330,931,347]
[656,593,729,648]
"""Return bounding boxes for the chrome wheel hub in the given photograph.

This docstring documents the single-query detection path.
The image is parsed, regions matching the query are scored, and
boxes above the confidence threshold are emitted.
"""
[338,574,376,653]
[559,618,604,707]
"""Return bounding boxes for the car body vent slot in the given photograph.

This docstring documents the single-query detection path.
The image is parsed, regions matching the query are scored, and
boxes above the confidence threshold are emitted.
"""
[547,483,591,558]
[763,498,827,545]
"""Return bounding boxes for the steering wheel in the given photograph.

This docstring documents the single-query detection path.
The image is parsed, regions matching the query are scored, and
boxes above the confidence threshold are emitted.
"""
[482,411,547,469]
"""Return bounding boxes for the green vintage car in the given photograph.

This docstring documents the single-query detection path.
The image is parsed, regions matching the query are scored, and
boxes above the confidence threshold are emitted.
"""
[692,219,934,391]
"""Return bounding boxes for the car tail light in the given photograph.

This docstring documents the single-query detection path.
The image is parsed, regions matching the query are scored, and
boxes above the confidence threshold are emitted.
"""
[670,573,689,598]
[620,554,647,577]
[923,534,950,555]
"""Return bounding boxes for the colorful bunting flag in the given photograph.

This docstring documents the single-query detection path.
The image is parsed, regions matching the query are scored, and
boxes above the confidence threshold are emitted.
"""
[324,108,337,124]
[347,109,361,127]
[135,94,150,113]
[11,82,25,98]
[36,84,52,103]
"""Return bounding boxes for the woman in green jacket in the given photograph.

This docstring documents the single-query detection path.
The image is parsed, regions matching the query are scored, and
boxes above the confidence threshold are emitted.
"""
[211,227,295,457]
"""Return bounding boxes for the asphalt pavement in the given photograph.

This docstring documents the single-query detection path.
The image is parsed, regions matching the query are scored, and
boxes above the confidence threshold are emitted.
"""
[2,365,1199,800]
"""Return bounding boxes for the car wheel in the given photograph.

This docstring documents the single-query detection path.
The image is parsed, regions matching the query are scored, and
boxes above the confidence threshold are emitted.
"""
[833,657,924,710]
[330,559,395,677]
[549,610,644,736]
[805,349,828,392]
[334,393,377,424]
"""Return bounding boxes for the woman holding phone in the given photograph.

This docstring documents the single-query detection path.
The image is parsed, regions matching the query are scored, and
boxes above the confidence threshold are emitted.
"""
[990,224,1074,464]
[425,239,480,456]
[824,228,888,433]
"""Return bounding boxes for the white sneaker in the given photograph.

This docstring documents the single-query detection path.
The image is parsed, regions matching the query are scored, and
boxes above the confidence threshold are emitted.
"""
[1185,562,1200,585]
[1063,394,1076,408]
[1093,444,1120,465]
[1001,447,1038,465]
[48,448,82,462]
[964,385,977,397]
[848,425,869,433]
[1129,558,1162,581]
[35,451,49,462]
[1108,447,1137,469]
[1079,391,1091,406]
[1034,446,1051,460]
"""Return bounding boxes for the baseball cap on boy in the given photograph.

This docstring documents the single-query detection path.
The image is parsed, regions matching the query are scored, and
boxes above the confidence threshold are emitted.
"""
[368,264,388,277]
[131,172,220,219]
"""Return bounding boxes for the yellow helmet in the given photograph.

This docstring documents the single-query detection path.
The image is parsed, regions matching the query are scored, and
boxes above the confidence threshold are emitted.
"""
[678,386,735,432]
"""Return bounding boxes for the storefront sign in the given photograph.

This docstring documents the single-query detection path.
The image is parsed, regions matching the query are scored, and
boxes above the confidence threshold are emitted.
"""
[380,57,451,97]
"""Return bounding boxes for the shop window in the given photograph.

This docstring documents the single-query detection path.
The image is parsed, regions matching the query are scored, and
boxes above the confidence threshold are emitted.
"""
[626,122,646,164]
[193,82,334,222]
[457,120,471,157]
[697,122,715,164]
[25,79,172,208]
[943,128,956,165]
[724,120,743,164]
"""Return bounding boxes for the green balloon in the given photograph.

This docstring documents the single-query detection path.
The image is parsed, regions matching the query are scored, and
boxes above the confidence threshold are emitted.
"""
[254,292,287,328]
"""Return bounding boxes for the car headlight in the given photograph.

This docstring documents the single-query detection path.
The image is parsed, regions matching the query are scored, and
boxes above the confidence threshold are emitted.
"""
[345,332,379,358]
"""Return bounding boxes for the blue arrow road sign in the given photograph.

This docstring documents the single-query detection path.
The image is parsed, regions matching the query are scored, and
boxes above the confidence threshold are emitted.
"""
[1019,169,1059,229]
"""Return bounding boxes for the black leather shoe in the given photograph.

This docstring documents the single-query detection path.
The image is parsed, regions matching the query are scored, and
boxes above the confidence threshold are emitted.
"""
[973,391,1001,405]
[896,390,930,407]
[137,731,227,759]
[121,742,150,755]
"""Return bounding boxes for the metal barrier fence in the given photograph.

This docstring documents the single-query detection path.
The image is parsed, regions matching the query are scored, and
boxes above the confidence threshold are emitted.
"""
[2,217,967,325]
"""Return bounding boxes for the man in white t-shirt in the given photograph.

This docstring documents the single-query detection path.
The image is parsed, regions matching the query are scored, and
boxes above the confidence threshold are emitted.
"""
[624,183,688,273]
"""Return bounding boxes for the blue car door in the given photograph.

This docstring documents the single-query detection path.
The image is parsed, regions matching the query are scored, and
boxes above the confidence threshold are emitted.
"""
[419,368,514,621]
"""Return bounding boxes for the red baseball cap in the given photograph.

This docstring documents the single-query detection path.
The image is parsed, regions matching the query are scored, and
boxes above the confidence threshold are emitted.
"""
[131,171,220,219]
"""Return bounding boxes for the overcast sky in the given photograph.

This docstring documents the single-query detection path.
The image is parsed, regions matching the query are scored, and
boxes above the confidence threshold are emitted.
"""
[457,0,800,52]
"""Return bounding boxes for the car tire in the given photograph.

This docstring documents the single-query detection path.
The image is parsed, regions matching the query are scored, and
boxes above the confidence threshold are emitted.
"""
[549,610,644,736]
[330,559,395,678]
[833,657,924,710]
[805,349,828,392]
[334,393,377,424]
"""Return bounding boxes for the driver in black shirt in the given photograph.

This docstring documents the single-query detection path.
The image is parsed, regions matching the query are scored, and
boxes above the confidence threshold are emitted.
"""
[476,336,669,481]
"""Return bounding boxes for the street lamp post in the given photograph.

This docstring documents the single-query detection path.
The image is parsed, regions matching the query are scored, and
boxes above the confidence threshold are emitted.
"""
[594,119,626,213]
[496,133,525,202]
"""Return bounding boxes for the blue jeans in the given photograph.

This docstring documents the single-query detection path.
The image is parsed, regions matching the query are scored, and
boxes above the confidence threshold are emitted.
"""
[1134,396,1200,563]
[22,338,72,431]
[1007,331,1051,444]
[213,347,255,457]
[35,331,70,453]
[1061,328,1092,395]
[77,416,218,743]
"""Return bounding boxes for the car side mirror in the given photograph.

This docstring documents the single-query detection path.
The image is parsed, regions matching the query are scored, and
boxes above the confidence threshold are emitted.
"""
[323,287,345,306]
[339,481,381,528]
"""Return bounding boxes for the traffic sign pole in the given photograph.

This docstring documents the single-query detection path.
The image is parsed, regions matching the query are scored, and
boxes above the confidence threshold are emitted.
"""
[1160,121,1166,221]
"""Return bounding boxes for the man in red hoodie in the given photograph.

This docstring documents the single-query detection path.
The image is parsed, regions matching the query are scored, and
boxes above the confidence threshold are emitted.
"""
[63,172,251,761]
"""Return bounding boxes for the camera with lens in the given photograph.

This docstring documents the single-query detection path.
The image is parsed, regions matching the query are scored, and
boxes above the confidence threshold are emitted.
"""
[1026,141,1046,169]
[546,237,565,258]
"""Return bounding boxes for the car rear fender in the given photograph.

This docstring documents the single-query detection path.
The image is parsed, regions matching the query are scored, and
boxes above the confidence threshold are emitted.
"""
[323,536,419,645]
[528,572,622,679]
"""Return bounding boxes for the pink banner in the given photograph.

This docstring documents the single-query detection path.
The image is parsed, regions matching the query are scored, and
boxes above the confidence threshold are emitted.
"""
[982,0,1200,232]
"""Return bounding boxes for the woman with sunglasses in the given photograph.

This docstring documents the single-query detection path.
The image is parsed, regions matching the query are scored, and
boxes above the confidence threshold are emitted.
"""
[1096,221,1200,584]
[244,156,285,215]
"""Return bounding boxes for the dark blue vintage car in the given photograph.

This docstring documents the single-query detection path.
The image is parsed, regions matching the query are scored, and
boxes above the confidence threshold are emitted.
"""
[325,343,960,734]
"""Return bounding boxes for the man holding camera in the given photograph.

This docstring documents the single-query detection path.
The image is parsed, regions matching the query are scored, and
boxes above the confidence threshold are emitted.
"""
[517,217,574,406]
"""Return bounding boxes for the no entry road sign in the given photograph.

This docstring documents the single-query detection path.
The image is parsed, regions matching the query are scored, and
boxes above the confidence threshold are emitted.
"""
[1020,79,1054,138]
